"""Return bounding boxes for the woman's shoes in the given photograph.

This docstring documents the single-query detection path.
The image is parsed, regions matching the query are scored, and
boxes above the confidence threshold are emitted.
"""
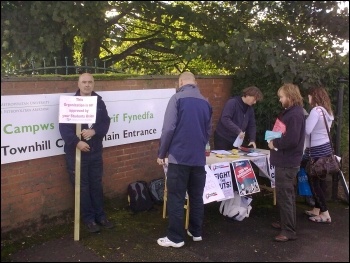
[305,210,318,217]
[309,215,331,224]
[304,208,320,217]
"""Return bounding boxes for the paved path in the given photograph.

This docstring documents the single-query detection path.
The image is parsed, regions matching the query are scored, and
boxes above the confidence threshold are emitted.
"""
[7,195,349,262]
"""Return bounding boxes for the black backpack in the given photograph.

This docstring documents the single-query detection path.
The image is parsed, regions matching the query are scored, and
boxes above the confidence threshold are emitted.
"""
[127,181,154,213]
[148,178,165,205]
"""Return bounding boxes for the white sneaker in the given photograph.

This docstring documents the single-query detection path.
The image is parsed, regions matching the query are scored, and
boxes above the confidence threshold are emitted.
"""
[157,237,184,248]
[187,230,202,241]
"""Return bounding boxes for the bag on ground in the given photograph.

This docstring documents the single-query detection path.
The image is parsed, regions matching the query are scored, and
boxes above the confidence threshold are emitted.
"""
[219,192,252,221]
[148,178,165,205]
[297,167,312,196]
[127,181,154,213]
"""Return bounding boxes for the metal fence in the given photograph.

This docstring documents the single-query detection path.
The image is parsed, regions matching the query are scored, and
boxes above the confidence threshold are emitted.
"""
[2,57,122,75]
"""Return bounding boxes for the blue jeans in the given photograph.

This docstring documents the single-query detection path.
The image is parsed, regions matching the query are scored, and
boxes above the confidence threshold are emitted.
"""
[65,151,106,225]
[166,163,206,243]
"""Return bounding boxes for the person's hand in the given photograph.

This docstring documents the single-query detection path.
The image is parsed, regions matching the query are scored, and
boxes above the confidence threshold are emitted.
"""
[268,140,274,150]
[81,129,95,140]
[238,131,245,139]
[248,142,256,149]
[77,141,90,152]
[157,158,165,165]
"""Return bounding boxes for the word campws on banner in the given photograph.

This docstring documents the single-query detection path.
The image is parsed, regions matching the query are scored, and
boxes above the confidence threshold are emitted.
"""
[59,96,97,124]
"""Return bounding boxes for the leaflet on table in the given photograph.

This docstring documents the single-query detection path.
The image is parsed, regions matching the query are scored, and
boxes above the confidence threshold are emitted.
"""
[231,159,260,196]
[203,165,225,204]
[210,162,235,201]
[211,150,233,155]
[245,152,267,157]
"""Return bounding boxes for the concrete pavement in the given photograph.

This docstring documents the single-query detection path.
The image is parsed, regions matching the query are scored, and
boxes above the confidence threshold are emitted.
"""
[4,191,349,262]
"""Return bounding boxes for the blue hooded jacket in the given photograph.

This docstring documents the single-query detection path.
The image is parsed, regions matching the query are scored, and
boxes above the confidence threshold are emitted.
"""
[158,84,212,166]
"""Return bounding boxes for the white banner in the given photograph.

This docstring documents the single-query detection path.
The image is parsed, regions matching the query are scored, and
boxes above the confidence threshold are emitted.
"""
[1,89,175,164]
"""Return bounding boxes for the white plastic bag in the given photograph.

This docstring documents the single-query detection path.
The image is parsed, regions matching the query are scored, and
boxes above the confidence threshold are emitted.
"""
[219,191,252,221]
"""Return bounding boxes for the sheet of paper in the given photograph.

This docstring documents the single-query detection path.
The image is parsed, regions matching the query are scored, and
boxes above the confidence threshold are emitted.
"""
[272,118,286,134]
[211,150,233,155]
[233,136,244,147]
[264,130,282,142]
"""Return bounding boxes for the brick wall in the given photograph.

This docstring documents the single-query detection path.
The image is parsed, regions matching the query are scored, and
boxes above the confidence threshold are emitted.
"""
[1,75,233,237]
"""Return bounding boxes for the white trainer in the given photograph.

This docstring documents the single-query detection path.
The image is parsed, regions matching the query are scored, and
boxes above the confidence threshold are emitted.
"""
[187,230,202,241]
[157,237,184,248]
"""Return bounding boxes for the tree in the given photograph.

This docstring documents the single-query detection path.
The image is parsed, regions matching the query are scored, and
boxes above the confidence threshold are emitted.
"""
[2,1,348,75]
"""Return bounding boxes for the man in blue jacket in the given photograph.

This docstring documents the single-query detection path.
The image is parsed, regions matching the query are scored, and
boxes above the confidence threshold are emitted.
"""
[59,73,113,233]
[156,72,212,248]
[214,86,263,150]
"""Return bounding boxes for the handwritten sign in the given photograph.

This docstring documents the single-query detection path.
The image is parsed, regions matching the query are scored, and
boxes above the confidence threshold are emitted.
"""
[59,96,97,124]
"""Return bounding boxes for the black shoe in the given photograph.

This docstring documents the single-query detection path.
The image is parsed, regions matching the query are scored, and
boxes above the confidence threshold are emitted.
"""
[86,222,100,233]
[97,218,114,229]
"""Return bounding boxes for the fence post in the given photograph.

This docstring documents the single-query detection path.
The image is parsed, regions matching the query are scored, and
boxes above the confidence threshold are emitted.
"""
[103,61,106,74]
[94,58,97,74]
[54,57,57,74]
[65,57,68,75]
[84,57,88,73]
[31,58,35,74]
[332,77,348,200]
[43,57,46,75]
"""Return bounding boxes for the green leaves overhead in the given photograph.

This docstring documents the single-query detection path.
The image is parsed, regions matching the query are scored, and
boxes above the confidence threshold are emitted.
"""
[1,1,348,75]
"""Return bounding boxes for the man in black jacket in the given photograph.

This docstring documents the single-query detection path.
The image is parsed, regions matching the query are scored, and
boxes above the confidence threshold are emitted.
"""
[214,86,263,150]
[59,73,113,233]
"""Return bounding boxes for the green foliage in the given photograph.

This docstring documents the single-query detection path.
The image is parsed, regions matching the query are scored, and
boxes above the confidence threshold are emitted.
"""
[2,1,348,75]
[1,1,348,152]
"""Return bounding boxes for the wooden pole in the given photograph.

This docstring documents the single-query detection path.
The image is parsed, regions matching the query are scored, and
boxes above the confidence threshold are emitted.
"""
[74,124,82,241]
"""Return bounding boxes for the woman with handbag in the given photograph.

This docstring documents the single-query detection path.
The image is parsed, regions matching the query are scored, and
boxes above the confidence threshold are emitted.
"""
[303,86,334,224]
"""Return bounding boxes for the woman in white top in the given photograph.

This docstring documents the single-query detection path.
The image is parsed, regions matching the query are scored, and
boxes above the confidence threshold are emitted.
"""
[303,87,334,223]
